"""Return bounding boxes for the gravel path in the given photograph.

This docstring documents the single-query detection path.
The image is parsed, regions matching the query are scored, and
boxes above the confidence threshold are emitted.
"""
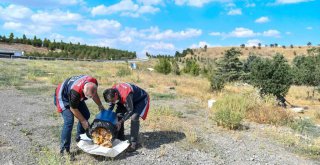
[0,89,319,165]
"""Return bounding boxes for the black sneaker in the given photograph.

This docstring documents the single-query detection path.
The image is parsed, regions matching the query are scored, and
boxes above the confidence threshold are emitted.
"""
[126,142,141,153]
[66,151,76,161]
[75,136,81,142]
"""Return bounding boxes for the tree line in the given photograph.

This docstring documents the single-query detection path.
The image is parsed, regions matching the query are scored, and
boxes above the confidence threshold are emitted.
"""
[154,47,320,98]
[0,33,136,60]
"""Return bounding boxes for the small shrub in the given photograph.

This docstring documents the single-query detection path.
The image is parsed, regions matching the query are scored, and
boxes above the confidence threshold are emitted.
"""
[209,73,225,91]
[155,58,171,74]
[314,110,320,119]
[289,118,315,134]
[212,93,255,129]
[116,67,131,77]
[246,105,293,125]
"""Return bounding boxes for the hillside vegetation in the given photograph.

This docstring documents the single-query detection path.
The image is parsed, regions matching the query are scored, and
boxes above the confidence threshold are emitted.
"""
[0,33,136,60]
[189,45,319,62]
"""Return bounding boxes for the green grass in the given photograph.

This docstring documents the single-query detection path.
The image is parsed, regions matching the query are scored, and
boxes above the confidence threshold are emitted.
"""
[16,85,55,96]
[150,106,183,118]
[212,93,256,129]
[37,147,72,165]
[151,92,176,100]
[116,66,131,77]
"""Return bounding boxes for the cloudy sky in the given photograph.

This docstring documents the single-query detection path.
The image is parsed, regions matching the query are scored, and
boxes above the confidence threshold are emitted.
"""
[0,0,319,58]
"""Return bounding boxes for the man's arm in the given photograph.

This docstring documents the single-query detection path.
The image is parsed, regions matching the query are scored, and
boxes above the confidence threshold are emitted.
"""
[92,92,105,110]
[70,90,89,129]
[70,107,89,129]
[120,93,134,122]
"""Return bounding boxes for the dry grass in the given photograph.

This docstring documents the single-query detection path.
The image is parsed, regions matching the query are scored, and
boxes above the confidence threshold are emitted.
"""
[263,127,320,159]
[191,46,317,62]
[246,105,294,125]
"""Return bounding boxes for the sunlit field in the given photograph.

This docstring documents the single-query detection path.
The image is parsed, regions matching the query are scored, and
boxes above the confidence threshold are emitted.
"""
[1,58,320,162]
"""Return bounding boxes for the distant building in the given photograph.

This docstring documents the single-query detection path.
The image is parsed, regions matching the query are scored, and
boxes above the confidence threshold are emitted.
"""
[0,49,24,57]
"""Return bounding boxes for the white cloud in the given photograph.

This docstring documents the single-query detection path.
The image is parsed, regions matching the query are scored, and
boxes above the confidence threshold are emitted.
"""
[137,0,163,5]
[143,42,176,55]
[246,39,261,46]
[274,0,313,4]
[66,36,85,44]
[147,28,202,40]
[262,29,280,37]
[25,25,52,34]
[31,10,82,25]
[255,16,270,23]
[306,26,313,30]
[209,32,221,36]
[246,3,256,7]
[145,42,175,50]
[229,27,257,37]
[213,28,281,38]
[227,8,242,15]
[139,5,160,14]
[91,0,138,15]
[58,0,85,5]
[190,41,210,48]
[49,33,65,41]
[285,31,292,35]
[7,23,52,35]
[174,0,229,7]
[3,22,22,29]
[77,19,121,36]
[91,0,159,17]
[0,4,33,20]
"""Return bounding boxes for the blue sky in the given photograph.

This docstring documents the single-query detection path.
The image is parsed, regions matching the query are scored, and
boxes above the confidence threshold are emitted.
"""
[0,0,319,58]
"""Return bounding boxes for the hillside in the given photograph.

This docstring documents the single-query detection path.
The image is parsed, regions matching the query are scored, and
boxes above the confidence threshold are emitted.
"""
[0,43,49,54]
[189,46,318,61]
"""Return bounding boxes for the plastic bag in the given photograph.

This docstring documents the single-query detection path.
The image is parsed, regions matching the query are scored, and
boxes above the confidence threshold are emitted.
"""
[77,134,130,157]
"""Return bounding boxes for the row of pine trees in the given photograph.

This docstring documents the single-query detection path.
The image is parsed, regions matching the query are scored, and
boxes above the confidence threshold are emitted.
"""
[0,33,136,60]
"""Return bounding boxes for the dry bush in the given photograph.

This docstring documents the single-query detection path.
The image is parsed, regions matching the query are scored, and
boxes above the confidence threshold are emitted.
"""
[246,105,294,125]
[314,110,320,119]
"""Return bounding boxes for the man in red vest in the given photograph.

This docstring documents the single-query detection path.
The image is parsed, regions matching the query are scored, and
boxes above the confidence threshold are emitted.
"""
[54,75,105,157]
[103,83,150,152]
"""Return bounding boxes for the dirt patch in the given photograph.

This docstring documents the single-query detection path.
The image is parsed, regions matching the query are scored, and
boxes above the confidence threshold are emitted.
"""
[0,89,318,164]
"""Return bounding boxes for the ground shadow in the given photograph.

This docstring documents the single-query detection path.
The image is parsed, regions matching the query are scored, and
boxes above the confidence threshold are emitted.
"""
[140,131,186,150]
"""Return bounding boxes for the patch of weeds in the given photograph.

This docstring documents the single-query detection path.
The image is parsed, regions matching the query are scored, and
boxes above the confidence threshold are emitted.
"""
[116,67,131,77]
[50,126,61,139]
[16,86,55,96]
[149,84,156,88]
[49,74,65,85]
[26,68,47,81]
[212,92,259,130]
[20,128,32,136]
[9,119,22,126]
[172,80,178,86]
[151,92,176,100]
[265,128,320,159]
[314,110,320,119]
[289,118,315,135]
[151,106,183,118]
[297,145,320,159]
[37,147,72,165]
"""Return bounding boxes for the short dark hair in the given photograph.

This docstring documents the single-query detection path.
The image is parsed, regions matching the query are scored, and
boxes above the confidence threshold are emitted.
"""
[103,88,117,103]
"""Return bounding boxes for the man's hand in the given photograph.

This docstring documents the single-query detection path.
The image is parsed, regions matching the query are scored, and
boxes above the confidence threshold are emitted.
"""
[116,119,124,131]
[81,120,90,130]
[98,105,105,111]
[85,128,92,139]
